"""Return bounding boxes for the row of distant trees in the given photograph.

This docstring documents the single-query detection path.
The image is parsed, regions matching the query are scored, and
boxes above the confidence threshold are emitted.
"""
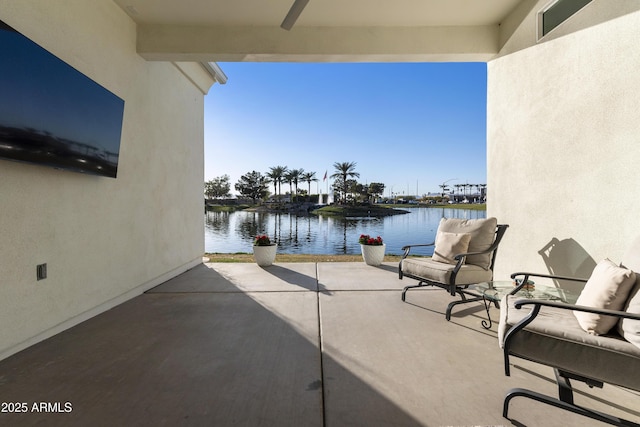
[204,162,386,205]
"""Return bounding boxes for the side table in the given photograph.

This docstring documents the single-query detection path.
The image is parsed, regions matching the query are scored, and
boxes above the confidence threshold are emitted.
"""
[471,280,572,329]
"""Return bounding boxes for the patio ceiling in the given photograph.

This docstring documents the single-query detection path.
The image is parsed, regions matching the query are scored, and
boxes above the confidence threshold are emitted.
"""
[112,0,529,62]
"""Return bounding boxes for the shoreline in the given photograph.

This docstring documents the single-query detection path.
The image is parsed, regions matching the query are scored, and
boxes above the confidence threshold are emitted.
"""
[205,253,409,263]
[206,203,486,214]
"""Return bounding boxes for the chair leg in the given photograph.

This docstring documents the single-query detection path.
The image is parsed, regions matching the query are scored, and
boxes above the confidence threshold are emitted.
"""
[503,386,639,427]
[402,282,487,324]
[445,294,484,321]
[555,369,574,404]
[401,282,427,301]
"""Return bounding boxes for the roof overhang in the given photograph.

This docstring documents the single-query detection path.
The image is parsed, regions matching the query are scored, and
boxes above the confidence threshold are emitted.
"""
[114,0,527,63]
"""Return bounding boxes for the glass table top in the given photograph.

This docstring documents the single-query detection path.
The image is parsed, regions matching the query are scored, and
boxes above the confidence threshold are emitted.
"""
[471,280,575,303]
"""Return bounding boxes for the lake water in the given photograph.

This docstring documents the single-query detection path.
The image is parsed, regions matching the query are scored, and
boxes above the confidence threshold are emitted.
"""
[204,207,486,255]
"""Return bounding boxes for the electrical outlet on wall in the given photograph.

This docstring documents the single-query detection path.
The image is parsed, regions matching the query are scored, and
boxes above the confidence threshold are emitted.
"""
[37,263,47,281]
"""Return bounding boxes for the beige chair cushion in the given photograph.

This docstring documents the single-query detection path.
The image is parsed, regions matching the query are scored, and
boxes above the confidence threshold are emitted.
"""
[498,294,640,392]
[401,257,493,285]
[618,282,640,349]
[619,236,640,349]
[432,232,471,265]
[437,217,498,269]
[574,258,636,335]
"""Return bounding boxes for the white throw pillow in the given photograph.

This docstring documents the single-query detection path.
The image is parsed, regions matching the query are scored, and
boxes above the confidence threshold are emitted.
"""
[432,231,471,265]
[574,258,636,335]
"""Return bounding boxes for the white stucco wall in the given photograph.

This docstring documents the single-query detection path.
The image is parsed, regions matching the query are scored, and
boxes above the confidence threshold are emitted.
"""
[0,1,209,358]
[488,6,640,282]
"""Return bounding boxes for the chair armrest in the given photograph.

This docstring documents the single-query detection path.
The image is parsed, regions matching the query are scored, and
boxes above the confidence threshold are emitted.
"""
[401,242,435,258]
[452,248,500,270]
[401,245,491,261]
[401,243,435,250]
[510,272,588,293]
[513,299,640,321]
[510,271,588,283]
[453,249,493,261]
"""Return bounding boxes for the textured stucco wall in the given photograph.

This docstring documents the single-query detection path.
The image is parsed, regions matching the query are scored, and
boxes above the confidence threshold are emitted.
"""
[488,6,640,282]
[0,0,207,358]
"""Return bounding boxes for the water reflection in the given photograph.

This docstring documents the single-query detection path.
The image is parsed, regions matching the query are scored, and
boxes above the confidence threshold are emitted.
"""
[204,208,486,255]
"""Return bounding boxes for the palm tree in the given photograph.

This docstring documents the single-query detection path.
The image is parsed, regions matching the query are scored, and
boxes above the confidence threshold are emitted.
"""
[283,170,295,202]
[301,171,318,201]
[331,162,359,204]
[289,168,304,203]
[267,166,288,200]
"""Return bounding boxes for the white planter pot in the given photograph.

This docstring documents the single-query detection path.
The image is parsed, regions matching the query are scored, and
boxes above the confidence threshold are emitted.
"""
[253,244,277,267]
[360,243,386,266]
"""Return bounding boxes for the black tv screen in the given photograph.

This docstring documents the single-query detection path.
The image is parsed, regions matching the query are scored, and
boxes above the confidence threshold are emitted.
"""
[0,20,125,178]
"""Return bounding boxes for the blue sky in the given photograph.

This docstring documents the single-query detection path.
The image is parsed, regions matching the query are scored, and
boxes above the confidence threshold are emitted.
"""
[204,62,487,198]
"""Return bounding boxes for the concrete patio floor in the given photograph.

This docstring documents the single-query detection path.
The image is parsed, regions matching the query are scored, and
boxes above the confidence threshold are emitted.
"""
[0,262,638,426]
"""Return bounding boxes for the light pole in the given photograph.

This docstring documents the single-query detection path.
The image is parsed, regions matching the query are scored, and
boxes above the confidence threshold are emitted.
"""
[440,178,457,199]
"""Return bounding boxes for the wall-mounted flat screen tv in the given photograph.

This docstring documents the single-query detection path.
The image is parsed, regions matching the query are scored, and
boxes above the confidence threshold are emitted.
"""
[0,20,125,178]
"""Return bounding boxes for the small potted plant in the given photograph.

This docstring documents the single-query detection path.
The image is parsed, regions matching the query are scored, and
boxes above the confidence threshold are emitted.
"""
[253,234,277,267]
[358,234,386,266]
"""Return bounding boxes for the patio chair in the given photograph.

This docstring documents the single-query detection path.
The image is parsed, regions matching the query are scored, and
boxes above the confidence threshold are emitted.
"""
[499,237,640,426]
[398,217,508,320]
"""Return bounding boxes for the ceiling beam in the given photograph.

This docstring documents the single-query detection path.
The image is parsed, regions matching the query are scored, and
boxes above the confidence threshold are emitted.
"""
[136,24,501,62]
[280,0,310,30]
